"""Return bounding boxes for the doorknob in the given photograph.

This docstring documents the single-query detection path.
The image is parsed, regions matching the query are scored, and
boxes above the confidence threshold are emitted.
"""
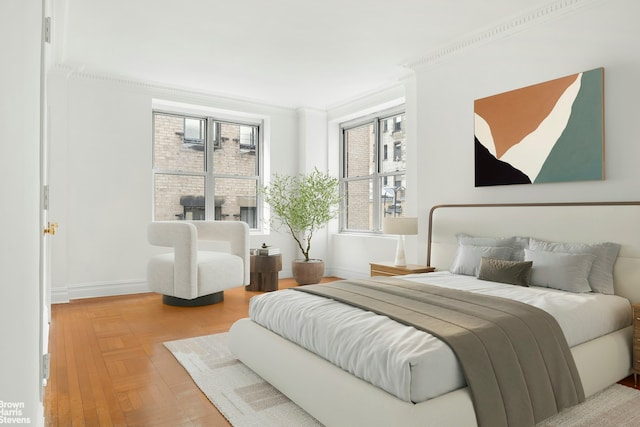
[43,222,59,235]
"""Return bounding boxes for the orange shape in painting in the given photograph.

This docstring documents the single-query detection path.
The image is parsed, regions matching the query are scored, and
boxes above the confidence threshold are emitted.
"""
[475,74,579,158]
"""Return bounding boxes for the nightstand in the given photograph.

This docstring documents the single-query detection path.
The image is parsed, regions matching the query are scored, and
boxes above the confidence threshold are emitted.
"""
[246,254,282,292]
[633,303,640,386]
[370,262,434,277]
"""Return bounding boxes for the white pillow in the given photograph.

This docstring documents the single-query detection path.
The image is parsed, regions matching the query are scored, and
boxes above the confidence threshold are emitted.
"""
[529,238,620,294]
[524,248,596,293]
[449,245,513,276]
[456,233,529,261]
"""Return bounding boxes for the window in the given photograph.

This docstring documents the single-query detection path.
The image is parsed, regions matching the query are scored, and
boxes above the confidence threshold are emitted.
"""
[152,111,261,229]
[183,118,205,144]
[394,142,402,161]
[394,116,402,132]
[239,125,257,151]
[340,108,406,232]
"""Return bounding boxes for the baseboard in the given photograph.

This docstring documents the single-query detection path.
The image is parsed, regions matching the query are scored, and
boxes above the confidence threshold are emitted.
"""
[279,267,367,281]
[325,266,368,280]
[52,279,150,304]
[50,268,365,304]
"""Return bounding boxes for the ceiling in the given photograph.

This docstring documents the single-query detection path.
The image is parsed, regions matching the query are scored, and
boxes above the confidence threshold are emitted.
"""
[55,0,557,110]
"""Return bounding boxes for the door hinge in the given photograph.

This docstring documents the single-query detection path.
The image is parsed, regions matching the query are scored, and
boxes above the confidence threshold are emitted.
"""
[42,353,50,379]
[44,17,51,44]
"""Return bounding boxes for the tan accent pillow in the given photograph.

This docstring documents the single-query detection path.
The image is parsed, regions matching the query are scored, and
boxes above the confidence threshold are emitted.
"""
[476,257,533,287]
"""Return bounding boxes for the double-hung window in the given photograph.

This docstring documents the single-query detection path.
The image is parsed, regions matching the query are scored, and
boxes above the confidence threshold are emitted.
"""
[152,111,261,228]
[340,108,406,232]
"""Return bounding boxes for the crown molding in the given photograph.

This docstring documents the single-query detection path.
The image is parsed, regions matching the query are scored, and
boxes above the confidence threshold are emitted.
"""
[404,0,604,70]
[49,63,298,112]
[50,63,407,116]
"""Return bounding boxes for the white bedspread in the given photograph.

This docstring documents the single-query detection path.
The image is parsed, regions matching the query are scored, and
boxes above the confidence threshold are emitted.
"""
[248,272,631,403]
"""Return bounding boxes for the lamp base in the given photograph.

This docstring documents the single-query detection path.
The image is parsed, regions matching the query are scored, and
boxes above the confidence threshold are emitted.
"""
[394,235,407,266]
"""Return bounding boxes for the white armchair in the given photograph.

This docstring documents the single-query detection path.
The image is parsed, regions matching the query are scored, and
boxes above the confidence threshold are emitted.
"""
[147,220,250,306]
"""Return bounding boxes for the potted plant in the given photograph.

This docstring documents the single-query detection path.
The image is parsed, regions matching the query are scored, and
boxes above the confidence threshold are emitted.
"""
[262,168,341,284]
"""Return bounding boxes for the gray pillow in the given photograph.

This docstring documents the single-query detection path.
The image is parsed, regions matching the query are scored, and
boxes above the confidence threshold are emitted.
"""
[477,257,533,287]
[529,238,620,294]
[449,245,513,276]
[457,233,515,247]
[524,248,596,293]
[456,233,529,261]
[511,236,531,261]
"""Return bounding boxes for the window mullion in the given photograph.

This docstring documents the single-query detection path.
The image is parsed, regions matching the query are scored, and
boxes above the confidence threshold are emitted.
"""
[205,117,216,220]
[372,119,382,231]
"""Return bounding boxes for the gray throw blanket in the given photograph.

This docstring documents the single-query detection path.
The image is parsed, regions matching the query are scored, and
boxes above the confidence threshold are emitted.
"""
[294,277,584,427]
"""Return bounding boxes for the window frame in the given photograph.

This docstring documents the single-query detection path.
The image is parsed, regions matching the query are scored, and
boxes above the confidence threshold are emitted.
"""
[339,106,406,233]
[152,110,263,230]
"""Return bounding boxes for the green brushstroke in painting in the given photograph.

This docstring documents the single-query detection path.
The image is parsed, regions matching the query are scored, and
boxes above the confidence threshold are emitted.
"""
[535,68,603,183]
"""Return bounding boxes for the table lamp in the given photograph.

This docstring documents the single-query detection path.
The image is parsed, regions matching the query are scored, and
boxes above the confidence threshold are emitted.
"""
[382,216,418,266]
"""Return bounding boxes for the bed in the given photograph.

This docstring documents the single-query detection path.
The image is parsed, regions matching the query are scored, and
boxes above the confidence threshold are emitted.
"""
[229,202,640,426]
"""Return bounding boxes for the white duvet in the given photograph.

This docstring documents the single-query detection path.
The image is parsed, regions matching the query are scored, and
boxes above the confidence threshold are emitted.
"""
[249,272,632,403]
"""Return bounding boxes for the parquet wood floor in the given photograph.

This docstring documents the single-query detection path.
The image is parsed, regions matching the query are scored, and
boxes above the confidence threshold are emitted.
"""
[43,276,638,426]
[44,277,339,427]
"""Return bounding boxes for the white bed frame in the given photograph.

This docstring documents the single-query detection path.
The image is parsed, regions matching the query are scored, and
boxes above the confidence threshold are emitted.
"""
[229,202,640,427]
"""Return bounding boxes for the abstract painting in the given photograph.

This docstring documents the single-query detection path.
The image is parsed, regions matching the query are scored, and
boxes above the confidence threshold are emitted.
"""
[474,68,604,187]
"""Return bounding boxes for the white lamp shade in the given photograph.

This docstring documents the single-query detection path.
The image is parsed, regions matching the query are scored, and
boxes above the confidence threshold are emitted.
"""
[382,217,418,235]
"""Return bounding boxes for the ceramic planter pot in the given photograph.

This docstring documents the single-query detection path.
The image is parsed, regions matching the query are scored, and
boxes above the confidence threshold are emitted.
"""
[291,259,324,285]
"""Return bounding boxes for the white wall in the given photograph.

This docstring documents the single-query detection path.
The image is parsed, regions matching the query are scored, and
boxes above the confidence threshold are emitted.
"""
[0,0,44,424]
[49,71,300,301]
[331,0,640,276]
[49,0,640,292]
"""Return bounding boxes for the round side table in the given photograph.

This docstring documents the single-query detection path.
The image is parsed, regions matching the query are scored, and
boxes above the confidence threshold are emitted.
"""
[246,254,282,292]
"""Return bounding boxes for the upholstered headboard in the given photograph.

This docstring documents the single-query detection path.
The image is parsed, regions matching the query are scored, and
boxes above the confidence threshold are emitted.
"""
[427,202,640,303]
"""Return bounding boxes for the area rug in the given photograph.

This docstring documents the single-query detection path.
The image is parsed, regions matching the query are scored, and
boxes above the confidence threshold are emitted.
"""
[165,333,640,427]
[537,382,640,427]
[164,333,322,426]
